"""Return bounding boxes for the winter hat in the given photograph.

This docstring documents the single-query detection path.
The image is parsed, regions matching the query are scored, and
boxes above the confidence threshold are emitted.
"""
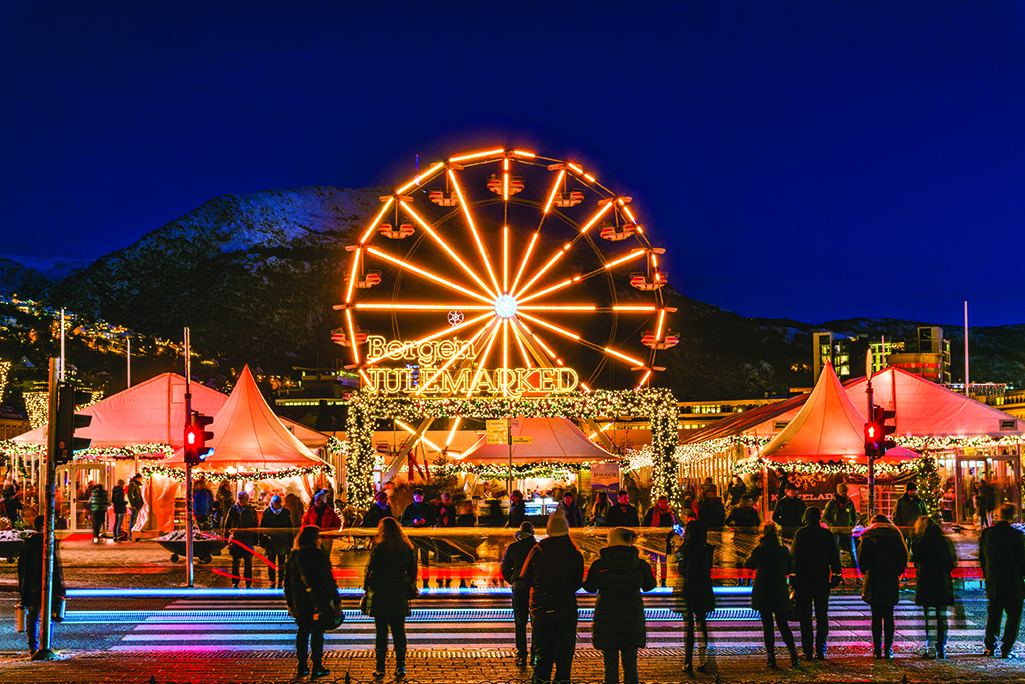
[546,511,570,537]
[608,527,637,547]
[905,482,917,492]
[803,506,822,525]
[836,483,848,495]
[871,513,890,524]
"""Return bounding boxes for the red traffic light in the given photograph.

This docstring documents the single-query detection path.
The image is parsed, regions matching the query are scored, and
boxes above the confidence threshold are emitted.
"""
[183,411,214,465]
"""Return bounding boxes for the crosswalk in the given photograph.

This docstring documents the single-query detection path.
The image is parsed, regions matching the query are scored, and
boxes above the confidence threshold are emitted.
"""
[89,593,986,653]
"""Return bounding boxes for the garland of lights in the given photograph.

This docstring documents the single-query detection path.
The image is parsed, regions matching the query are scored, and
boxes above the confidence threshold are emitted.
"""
[344,388,680,510]
[431,459,623,480]
[0,361,9,404]
[0,441,173,461]
[140,463,333,483]
[23,391,49,429]
[731,456,921,478]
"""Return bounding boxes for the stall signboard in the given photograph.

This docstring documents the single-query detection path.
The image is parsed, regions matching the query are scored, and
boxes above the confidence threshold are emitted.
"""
[487,418,509,445]
[363,335,579,396]
[591,462,620,492]
[512,436,533,444]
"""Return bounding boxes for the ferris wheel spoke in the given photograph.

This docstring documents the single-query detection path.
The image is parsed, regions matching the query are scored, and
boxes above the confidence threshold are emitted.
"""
[394,162,446,195]
[359,197,396,245]
[365,247,493,304]
[448,170,502,295]
[356,303,493,311]
[417,319,496,394]
[510,321,534,368]
[517,312,648,369]
[510,231,539,296]
[344,248,362,304]
[400,201,497,300]
[466,321,503,397]
[365,311,495,364]
[345,309,361,365]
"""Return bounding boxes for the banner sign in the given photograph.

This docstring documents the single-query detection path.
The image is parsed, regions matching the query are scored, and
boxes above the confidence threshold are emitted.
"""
[591,463,620,492]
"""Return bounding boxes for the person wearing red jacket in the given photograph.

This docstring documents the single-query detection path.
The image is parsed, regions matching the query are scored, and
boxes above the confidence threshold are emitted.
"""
[302,489,342,556]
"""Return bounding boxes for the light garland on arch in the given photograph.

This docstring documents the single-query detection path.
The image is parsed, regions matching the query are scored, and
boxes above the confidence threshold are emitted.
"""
[731,456,920,478]
[23,391,49,429]
[344,388,681,510]
[140,463,333,483]
[0,361,9,404]
[0,441,173,461]
[896,435,1023,451]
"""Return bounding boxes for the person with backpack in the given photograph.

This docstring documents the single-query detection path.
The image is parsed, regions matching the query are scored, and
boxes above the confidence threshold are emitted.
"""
[89,482,109,543]
[857,514,910,659]
[111,479,128,541]
[790,507,841,660]
[583,527,657,684]
[501,521,538,668]
[284,525,339,679]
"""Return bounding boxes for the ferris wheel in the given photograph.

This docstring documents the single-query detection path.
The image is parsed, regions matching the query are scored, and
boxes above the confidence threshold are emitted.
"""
[333,146,678,394]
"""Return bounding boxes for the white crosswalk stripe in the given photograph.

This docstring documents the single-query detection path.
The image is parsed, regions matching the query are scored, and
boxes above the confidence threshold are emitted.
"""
[108,595,983,653]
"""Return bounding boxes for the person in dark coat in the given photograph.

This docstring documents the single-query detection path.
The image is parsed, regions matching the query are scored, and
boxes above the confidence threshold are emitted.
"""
[790,506,841,660]
[556,492,585,528]
[892,482,928,530]
[127,474,145,541]
[771,484,806,537]
[17,515,66,655]
[745,524,799,668]
[1,485,22,523]
[215,480,233,533]
[361,491,392,529]
[643,495,679,588]
[225,491,259,589]
[727,476,748,507]
[284,525,339,678]
[433,492,459,586]
[676,518,716,672]
[400,487,436,589]
[519,512,585,684]
[583,527,656,684]
[109,479,128,541]
[823,482,859,572]
[606,490,640,528]
[726,494,761,527]
[979,502,1025,658]
[260,495,294,589]
[500,521,538,668]
[857,514,909,659]
[977,479,996,528]
[695,485,726,528]
[364,517,418,677]
[508,490,527,528]
[192,478,213,527]
[910,515,957,659]
[88,483,109,542]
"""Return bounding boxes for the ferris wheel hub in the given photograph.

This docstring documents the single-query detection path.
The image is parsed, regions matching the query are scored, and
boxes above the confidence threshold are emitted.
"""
[494,294,518,319]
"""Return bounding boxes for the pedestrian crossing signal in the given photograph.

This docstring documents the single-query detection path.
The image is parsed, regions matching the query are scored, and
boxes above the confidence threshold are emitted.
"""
[184,411,214,465]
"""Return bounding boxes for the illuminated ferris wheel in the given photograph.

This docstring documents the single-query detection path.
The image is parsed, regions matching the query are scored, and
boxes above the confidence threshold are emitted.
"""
[333,146,678,395]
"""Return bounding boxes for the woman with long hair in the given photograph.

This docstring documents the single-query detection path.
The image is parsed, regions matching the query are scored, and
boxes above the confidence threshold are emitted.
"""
[283,525,339,679]
[365,517,417,678]
[591,491,611,526]
[857,514,909,659]
[677,517,716,673]
[744,523,799,669]
[910,515,957,659]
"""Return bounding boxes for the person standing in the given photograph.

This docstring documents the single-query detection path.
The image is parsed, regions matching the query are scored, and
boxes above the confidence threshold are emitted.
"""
[435,492,458,587]
[823,483,859,573]
[519,512,585,684]
[88,482,109,543]
[401,487,436,589]
[364,517,418,678]
[910,515,957,659]
[500,521,538,668]
[892,482,928,530]
[790,507,841,660]
[362,491,392,529]
[771,484,806,539]
[226,491,259,589]
[591,491,611,527]
[17,515,66,656]
[978,479,996,528]
[695,485,726,528]
[583,527,656,684]
[193,478,214,527]
[303,489,342,557]
[1,484,22,523]
[607,490,640,528]
[557,492,585,527]
[643,495,680,588]
[261,495,294,589]
[677,518,716,673]
[111,479,128,542]
[508,490,527,529]
[745,524,799,669]
[979,502,1025,658]
[126,473,144,541]
[726,494,761,527]
[727,476,747,507]
[857,514,909,659]
[284,525,338,679]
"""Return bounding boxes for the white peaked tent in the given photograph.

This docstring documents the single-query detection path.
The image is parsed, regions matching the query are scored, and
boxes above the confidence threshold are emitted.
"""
[760,361,871,463]
[163,365,328,470]
[458,417,616,464]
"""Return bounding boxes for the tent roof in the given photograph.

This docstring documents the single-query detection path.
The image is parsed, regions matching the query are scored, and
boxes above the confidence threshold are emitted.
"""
[11,372,328,451]
[844,368,1024,438]
[457,417,616,465]
[760,361,869,463]
[165,365,327,470]
[13,373,228,449]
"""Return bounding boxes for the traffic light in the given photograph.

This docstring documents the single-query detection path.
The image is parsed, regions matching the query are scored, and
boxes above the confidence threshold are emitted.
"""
[873,405,897,453]
[864,418,882,458]
[183,411,214,465]
[55,385,92,466]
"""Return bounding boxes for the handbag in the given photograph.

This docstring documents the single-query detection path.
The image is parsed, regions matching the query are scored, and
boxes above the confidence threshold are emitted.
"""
[52,596,66,624]
[359,592,371,616]
[295,556,344,631]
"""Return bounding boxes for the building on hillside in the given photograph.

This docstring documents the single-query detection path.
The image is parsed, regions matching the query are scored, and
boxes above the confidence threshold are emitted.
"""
[813,326,950,384]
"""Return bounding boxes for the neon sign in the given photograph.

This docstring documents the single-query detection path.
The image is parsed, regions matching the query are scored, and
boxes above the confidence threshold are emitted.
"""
[364,335,579,397]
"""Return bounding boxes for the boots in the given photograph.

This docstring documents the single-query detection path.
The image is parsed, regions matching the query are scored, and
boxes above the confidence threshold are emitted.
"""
[395,649,406,677]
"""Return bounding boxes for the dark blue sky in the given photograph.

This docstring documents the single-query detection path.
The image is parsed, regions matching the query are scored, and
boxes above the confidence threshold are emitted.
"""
[3,2,1023,327]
